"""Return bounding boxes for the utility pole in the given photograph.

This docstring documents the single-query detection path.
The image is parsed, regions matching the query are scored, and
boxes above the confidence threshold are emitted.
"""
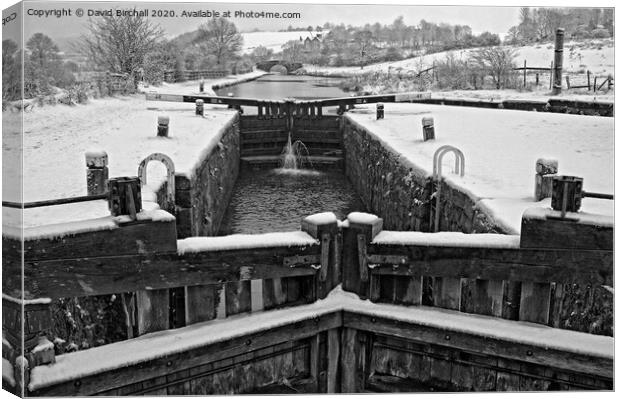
[552,28,565,95]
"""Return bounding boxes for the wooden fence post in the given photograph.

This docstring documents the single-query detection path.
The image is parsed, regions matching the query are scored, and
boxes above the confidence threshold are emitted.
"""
[342,213,383,299]
[523,60,527,88]
[593,76,597,93]
[587,70,591,90]
[301,212,339,299]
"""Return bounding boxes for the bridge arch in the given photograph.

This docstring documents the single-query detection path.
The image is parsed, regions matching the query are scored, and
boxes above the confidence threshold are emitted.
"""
[256,60,303,74]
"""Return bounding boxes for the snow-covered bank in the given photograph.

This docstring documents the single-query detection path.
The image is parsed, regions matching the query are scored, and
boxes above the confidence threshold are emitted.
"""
[302,39,614,102]
[345,103,613,234]
[146,70,267,96]
[2,94,239,229]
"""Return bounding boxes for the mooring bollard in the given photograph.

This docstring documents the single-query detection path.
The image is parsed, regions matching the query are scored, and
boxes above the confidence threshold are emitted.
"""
[301,212,339,299]
[376,103,384,119]
[85,150,109,196]
[157,115,170,137]
[551,175,583,216]
[108,176,142,219]
[422,116,435,141]
[195,99,204,116]
[199,80,205,93]
[534,158,558,201]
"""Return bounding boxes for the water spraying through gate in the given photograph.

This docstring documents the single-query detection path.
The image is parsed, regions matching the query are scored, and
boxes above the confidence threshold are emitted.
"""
[280,132,313,171]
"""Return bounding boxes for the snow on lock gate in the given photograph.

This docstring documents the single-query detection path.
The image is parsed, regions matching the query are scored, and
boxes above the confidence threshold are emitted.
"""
[3,95,613,395]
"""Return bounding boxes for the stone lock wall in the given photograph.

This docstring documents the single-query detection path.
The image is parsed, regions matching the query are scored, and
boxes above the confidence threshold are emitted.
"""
[434,181,507,234]
[342,117,507,234]
[342,118,433,232]
[157,114,241,238]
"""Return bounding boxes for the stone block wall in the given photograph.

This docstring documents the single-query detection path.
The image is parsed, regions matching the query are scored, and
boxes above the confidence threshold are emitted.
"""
[434,181,506,234]
[342,117,507,234]
[342,117,433,232]
[156,114,240,238]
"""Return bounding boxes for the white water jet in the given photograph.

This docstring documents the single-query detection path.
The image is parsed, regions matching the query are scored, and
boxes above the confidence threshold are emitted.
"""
[280,132,312,170]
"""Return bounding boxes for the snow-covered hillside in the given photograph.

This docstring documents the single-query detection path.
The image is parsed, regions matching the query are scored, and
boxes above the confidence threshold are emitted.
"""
[304,38,614,77]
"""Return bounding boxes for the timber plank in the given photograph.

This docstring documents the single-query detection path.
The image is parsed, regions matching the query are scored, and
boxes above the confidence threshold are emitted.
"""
[136,289,169,335]
[23,219,177,261]
[429,345,453,387]
[18,245,320,299]
[342,312,612,380]
[32,311,342,396]
[368,245,613,285]
[395,276,423,305]
[326,328,340,393]
[309,334,320,392]
[340,328,358,392]
[225,281,251,316]
[519,282,551,324]
[450,355,474,391]
[433,277,461,310]
[286,277,301,303]
[496,359,520,391]
[520,212,613,250]
[262,278,288,310]
[185,285,216,324]
[462,279,504,317]
[166,369,190,395]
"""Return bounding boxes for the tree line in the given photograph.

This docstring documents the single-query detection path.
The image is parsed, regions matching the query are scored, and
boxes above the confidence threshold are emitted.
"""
[276,17,501,67]
[2,15,247,102]
[3,8,613,103]
[506,7,613,44]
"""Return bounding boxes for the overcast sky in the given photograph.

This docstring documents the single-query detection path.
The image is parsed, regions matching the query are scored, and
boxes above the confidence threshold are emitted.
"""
[2,0,615,47]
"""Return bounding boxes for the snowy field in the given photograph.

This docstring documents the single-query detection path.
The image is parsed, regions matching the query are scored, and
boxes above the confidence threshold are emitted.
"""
[346,103,613,234]
[304,39,614,77]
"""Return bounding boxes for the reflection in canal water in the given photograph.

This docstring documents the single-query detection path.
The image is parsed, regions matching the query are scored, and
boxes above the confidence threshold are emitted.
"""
[215,74,348,100]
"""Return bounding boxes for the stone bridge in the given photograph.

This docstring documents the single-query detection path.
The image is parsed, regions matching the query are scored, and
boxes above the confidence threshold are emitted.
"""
[255,60,303,74]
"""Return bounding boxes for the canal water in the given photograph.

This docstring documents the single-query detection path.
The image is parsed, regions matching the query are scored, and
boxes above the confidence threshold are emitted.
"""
[215,74,347,100]
[218,74,365,234]
[219,168,365,234]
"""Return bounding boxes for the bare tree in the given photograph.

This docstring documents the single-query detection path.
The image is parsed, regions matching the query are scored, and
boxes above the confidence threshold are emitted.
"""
[281,40,303,63]
[353,30,374,68]
[194,18,243,68]
[79,14,163,87]
[469,47,516,89]
[250,45,274,63]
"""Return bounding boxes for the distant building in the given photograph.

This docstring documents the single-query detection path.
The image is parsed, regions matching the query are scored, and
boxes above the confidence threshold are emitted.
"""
[301,35,322,52]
